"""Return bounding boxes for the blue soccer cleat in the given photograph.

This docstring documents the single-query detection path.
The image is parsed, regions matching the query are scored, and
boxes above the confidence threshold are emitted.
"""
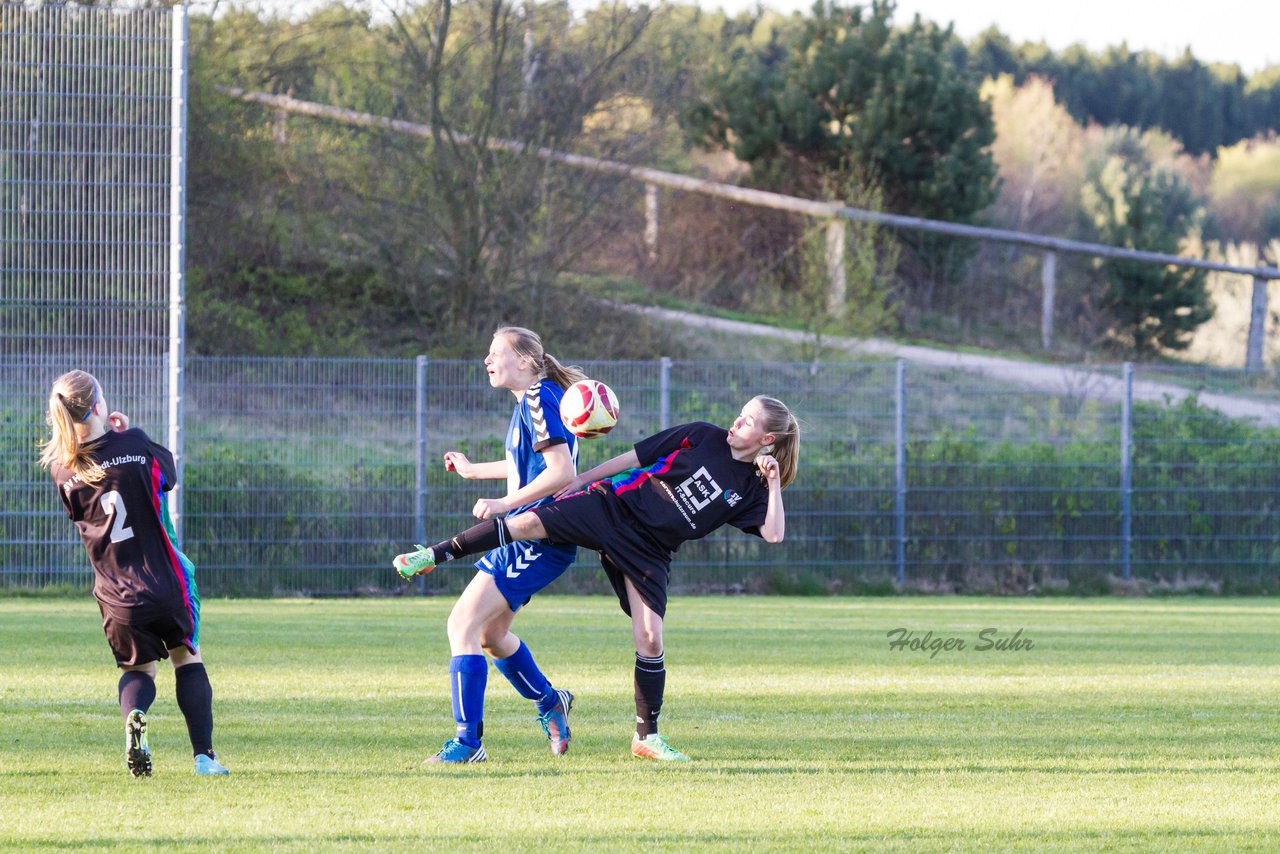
[194,753,231,776]
[424,738,487,764]
[536,689,574,756]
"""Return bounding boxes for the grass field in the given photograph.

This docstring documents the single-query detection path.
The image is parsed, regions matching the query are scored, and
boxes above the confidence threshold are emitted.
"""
[3,595,1280,851]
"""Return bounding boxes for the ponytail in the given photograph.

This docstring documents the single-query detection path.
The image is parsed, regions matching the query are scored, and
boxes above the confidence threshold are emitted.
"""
[753,395,799,489]
[542,353,588,390]
[493,325,587,389]
[38,370,105,484]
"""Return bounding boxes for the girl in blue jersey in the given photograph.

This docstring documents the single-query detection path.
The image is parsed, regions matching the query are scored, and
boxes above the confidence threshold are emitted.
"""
[40,370,230,777]
[396,326,586,764]
[398,394,799,762]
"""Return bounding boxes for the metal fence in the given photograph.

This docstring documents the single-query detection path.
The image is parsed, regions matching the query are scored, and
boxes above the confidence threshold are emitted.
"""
[6,356,1280,596]
[1,4,185,576]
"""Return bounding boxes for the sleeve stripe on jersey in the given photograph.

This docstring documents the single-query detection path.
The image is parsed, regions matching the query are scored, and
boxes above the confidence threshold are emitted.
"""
[527,381,550,446]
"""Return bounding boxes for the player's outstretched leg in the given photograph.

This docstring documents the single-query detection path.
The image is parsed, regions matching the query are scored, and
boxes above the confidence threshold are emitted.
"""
[536,689,574,756]
[631,733,692,762]
[125,709,152,777]
[394,519,519,580]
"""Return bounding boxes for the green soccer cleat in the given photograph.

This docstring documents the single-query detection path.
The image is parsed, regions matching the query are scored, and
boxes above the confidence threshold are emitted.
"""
[125,709,151,777]
[194,753,231,776]
[393,544,436,579]
[630,733,691,762]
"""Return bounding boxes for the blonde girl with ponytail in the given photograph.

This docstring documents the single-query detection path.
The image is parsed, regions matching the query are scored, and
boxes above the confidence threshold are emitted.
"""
[40,370,231,778]
[401,326,588,764]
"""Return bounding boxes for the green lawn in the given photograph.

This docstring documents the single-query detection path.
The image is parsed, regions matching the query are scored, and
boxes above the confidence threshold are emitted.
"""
[2,596,1279,851]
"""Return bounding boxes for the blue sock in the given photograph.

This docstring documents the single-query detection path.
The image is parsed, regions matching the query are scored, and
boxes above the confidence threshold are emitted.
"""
[493,640,556,714]
[448,655,487,747]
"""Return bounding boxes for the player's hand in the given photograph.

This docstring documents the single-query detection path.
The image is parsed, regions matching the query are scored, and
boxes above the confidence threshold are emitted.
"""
[473,497,509,520]
[756,454,780,482]
[443,452,471,477]
[554,475,588,499]
[108,411,129,432]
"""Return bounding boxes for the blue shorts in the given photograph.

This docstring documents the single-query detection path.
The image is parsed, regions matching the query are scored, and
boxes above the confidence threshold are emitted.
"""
[476,539,577,611]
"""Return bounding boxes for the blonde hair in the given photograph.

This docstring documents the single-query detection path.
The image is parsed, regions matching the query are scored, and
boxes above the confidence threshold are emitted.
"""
[39,370,106,484]
[494,325,588,390]
[753,395,799,489]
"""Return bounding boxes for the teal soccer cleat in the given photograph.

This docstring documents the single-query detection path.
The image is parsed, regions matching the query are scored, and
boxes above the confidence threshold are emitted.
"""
[194,753,231,776]
[423,738,487,764]
[536,689,574,756]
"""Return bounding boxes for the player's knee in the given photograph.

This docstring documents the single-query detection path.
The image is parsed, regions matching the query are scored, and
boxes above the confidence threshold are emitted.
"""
[507,513,543,539]
[635,633,663,658]
[446,610,481,646]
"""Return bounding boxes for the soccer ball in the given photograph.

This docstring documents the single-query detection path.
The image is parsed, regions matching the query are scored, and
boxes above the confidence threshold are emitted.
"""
[560,379,620,439]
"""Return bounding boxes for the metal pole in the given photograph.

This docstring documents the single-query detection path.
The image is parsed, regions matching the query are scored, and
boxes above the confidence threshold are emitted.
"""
[658,356,671,430]
[1120,362,1133,580]
[167,5,188,539]
[644,183,658,265]
[415,356,428,594]
[826,219,847,318]
[1246,274,1268,373]
[895,359,907,587]
[1041,250,1056,351]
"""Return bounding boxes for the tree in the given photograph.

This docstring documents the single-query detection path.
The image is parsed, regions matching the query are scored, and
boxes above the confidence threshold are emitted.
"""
[686,0,996,308]
[1209,135,1280,246]
[185,1,678,357]
[980,74,1083,237]
[1080,128,1213,353]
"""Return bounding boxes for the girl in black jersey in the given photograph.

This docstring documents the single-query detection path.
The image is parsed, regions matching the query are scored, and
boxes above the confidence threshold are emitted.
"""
[396,395,799,761]
[40,370,229,777]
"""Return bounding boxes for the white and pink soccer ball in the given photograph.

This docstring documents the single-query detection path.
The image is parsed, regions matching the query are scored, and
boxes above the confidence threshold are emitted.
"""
[560,380,620,439]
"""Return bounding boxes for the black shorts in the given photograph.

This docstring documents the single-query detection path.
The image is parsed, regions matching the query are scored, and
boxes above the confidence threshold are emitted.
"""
[533,487,673,618]
[100,603,198,668]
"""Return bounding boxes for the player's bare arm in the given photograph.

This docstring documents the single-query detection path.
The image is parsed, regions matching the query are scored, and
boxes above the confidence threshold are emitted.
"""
[756,454,785,543]
[472,444,575,519]
[554,449,640,498]
[443,452,506,480]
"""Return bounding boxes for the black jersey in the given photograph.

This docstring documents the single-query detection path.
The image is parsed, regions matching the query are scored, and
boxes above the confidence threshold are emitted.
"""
[601,421,769,552]
[50,428,196,618]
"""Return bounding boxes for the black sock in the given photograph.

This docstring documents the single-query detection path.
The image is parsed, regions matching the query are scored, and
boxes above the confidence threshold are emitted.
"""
[430,518,512,564]
[634,652,665,739]
[118,671,156,719]
[175,662,215,758]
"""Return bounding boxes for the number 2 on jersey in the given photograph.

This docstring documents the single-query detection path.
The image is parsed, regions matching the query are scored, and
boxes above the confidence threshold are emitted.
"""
[99,490,136,543]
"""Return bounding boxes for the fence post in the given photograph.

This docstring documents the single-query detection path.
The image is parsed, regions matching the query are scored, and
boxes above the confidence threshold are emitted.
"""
[1041,250,1056,351]
[1246,273,1269,373]
[415,356,429,594]
[167,4,188,541]
[895,359,907,588]
[645,183,659,265]
[658,356,671,430]
[1120,362,1133,580]
[826,219,847,318]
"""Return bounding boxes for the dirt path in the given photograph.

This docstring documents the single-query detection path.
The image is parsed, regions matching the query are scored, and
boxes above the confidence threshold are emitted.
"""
[631,305,1280,426]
